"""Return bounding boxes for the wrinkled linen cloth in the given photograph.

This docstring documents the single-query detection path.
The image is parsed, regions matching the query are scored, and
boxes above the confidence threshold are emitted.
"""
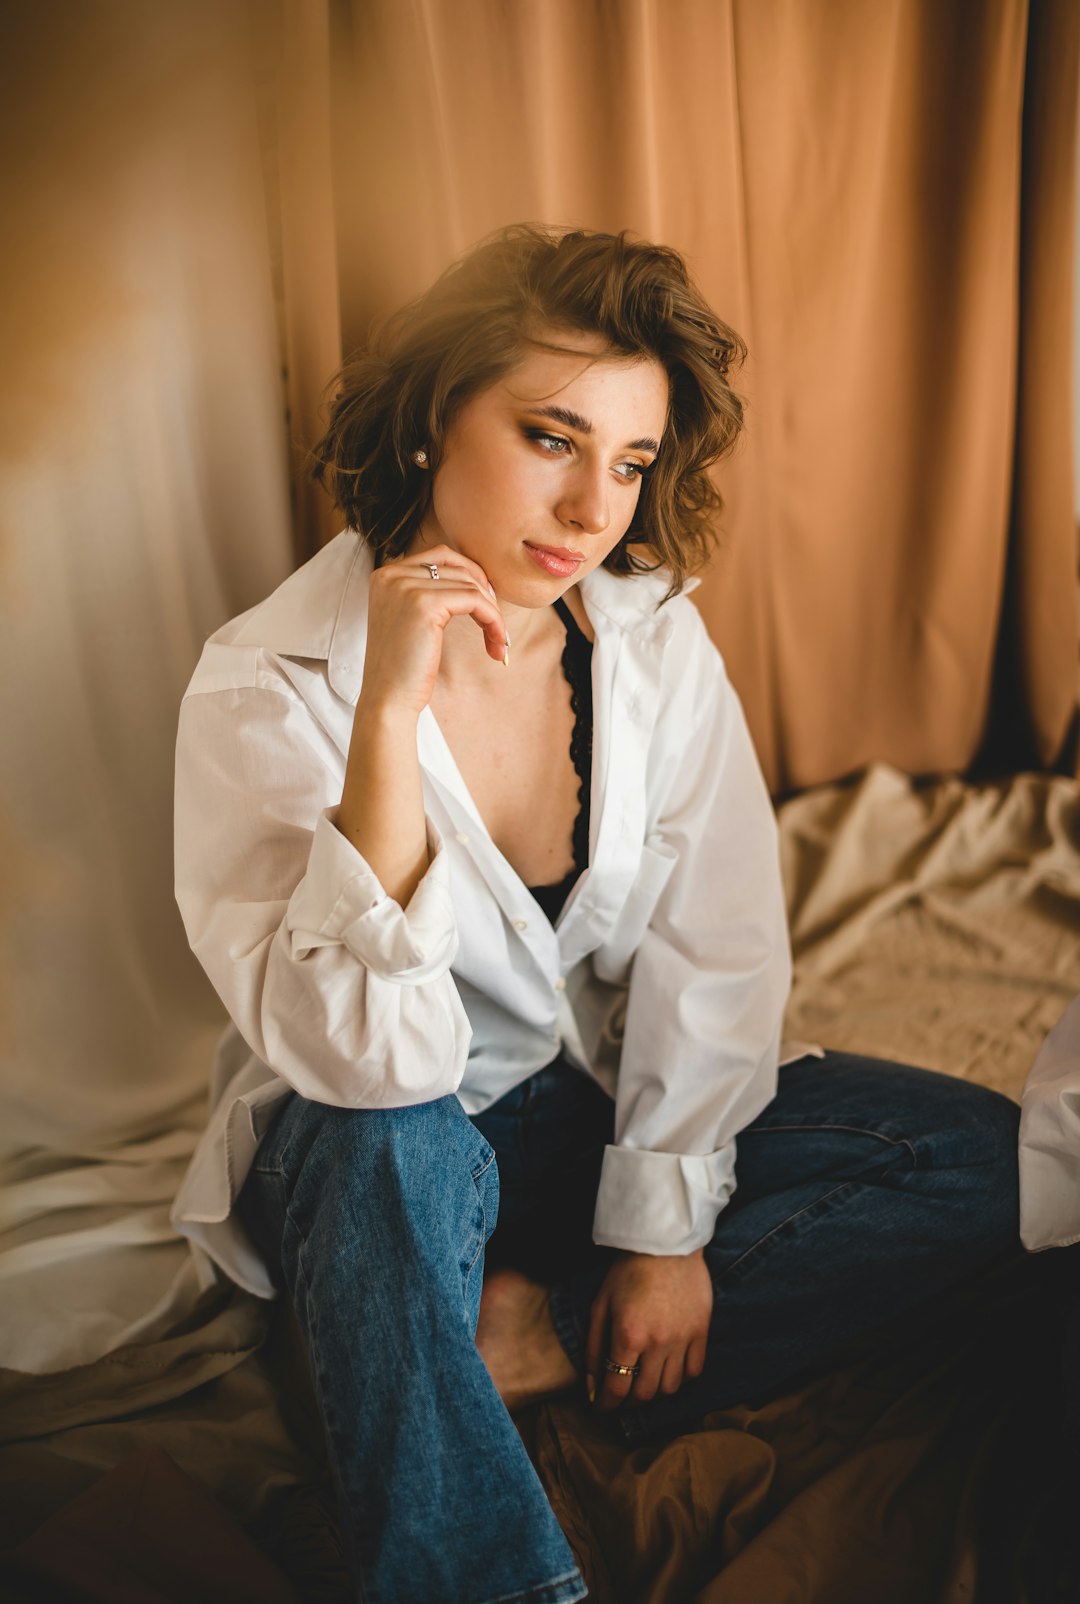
[779,765,1080,1100]
[3,764,1079,1603]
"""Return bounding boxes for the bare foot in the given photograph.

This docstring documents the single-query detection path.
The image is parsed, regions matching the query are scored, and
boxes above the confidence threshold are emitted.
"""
[476,1267,577,1411]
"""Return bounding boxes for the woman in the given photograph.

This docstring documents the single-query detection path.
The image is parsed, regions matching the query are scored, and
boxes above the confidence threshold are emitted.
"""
[172,225,1020,1604]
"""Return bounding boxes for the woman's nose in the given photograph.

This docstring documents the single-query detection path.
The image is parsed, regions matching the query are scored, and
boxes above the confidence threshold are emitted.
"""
[555,460,609,536]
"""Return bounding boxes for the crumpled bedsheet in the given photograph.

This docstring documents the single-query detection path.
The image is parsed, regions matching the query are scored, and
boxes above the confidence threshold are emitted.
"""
[779,765,1080,1099]
[2,765,1077,1602]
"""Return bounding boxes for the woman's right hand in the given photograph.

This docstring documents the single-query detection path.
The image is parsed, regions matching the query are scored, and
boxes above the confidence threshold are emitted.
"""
[357,544,509,722]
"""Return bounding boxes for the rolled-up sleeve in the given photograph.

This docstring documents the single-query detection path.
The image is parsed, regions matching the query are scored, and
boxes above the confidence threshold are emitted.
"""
[175,678,472,1108]
[288,808,458,981]
[592,625,790,1256]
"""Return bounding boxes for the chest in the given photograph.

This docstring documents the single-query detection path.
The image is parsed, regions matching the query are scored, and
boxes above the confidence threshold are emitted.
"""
[430,650,584,887]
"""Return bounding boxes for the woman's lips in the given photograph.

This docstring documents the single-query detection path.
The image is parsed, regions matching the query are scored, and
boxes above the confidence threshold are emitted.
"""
[523,543,584,578]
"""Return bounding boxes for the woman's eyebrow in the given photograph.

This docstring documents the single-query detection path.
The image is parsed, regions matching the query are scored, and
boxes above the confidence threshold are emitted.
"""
[527,404,660,454]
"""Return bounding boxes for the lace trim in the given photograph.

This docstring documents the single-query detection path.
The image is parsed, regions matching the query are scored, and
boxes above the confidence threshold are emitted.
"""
[525,597,593,916]
[554,596,593,876]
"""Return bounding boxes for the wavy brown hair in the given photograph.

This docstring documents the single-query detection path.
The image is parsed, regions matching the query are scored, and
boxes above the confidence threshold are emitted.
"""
[312,224,747,599]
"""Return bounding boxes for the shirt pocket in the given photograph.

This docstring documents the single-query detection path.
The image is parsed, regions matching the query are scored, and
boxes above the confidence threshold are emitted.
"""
[595,835,679,982]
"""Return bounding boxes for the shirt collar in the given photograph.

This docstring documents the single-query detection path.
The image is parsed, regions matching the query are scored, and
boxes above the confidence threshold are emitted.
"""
[579,559,700,631]
[230,529,699,703]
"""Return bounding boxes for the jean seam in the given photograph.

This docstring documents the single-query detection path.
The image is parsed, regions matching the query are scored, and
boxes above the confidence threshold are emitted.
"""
[250,1095,297,1185]
[474,1568,586,1604]
[743,1122,919,1169]
[471,1147,497,1184]
[466,1152,497,1282]
[719,1178,858,1283]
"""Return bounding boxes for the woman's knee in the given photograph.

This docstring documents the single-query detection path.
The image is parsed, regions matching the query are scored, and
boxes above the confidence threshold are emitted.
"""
[271,1092,498,1268]
[917,1077,1020,1252]
[285,1093,489,1195]
[921,1075,1019,1169]
[262,1098,499,1355]
[824,1056,1021,1256]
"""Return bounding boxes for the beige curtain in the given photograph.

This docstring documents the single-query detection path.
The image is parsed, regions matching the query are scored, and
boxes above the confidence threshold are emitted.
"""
[271,0,1078,793]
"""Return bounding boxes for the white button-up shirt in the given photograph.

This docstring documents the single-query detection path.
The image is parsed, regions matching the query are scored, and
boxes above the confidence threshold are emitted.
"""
[171,531,802,1296]
[1019,995,1080,1251]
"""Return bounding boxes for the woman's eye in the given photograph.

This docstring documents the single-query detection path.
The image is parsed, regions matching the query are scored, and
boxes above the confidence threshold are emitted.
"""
[524,429,649,482]
[525,430,572,455]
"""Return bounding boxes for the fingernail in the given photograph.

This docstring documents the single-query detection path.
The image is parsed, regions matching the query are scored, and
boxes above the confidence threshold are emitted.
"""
[586,1375,595,1404]
[487,582,497,598]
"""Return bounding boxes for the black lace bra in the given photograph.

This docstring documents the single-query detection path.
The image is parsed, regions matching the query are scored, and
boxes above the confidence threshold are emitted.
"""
[525,596,593,925]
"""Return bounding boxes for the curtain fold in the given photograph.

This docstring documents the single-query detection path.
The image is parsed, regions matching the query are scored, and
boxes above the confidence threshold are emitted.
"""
[0,0,295,1370]
[254,0,344,555]
[978,0,1079,776]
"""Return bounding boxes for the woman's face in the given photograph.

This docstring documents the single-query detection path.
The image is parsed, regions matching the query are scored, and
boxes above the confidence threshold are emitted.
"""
[411,331,669,605]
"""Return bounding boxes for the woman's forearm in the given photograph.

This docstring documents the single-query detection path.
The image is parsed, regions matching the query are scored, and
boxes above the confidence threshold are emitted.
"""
[332,541,506,910]
[337,700,430,909]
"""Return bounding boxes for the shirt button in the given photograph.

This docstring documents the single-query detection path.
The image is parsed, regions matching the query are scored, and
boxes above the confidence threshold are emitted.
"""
[455,831,470,845]
[512,917,528,932]
[554,976,566,992]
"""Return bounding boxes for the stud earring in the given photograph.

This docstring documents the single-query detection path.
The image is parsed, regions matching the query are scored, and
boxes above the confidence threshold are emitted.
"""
[412,449,428,466]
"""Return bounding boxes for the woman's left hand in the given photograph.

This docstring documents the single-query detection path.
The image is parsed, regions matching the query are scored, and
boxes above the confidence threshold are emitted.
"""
[585,1248,714,1411]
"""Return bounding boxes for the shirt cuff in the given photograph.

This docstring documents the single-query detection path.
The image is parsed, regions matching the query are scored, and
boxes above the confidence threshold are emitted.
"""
[285,808,458,983]
[592,1142,738,1256]
[1019,995,1080,1251]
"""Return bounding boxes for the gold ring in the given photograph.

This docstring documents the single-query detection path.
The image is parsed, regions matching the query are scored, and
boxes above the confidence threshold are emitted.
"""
[602,1359,640,1378]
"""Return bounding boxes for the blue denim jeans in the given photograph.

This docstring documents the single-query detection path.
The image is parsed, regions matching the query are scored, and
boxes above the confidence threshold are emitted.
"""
[237,1052,1020,1603]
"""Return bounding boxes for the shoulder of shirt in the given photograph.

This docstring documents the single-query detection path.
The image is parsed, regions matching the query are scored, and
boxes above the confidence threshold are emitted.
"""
[585,565,732,730]
[186,529,715,704]
[578,560,703,639]
[582,566,730,725]
[583,565,724,671]
[186,530,369,702]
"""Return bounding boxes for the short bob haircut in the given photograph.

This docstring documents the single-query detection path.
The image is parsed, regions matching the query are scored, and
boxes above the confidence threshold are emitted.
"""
[312,224,747,599]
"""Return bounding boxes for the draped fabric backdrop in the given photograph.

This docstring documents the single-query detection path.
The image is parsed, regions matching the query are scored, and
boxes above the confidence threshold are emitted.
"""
[0,0,1076,1372]
[0,1,295,1371]
[266,0,1079,791]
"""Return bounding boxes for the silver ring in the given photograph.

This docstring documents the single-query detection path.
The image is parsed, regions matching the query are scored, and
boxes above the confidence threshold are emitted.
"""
[426,563,440,581]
